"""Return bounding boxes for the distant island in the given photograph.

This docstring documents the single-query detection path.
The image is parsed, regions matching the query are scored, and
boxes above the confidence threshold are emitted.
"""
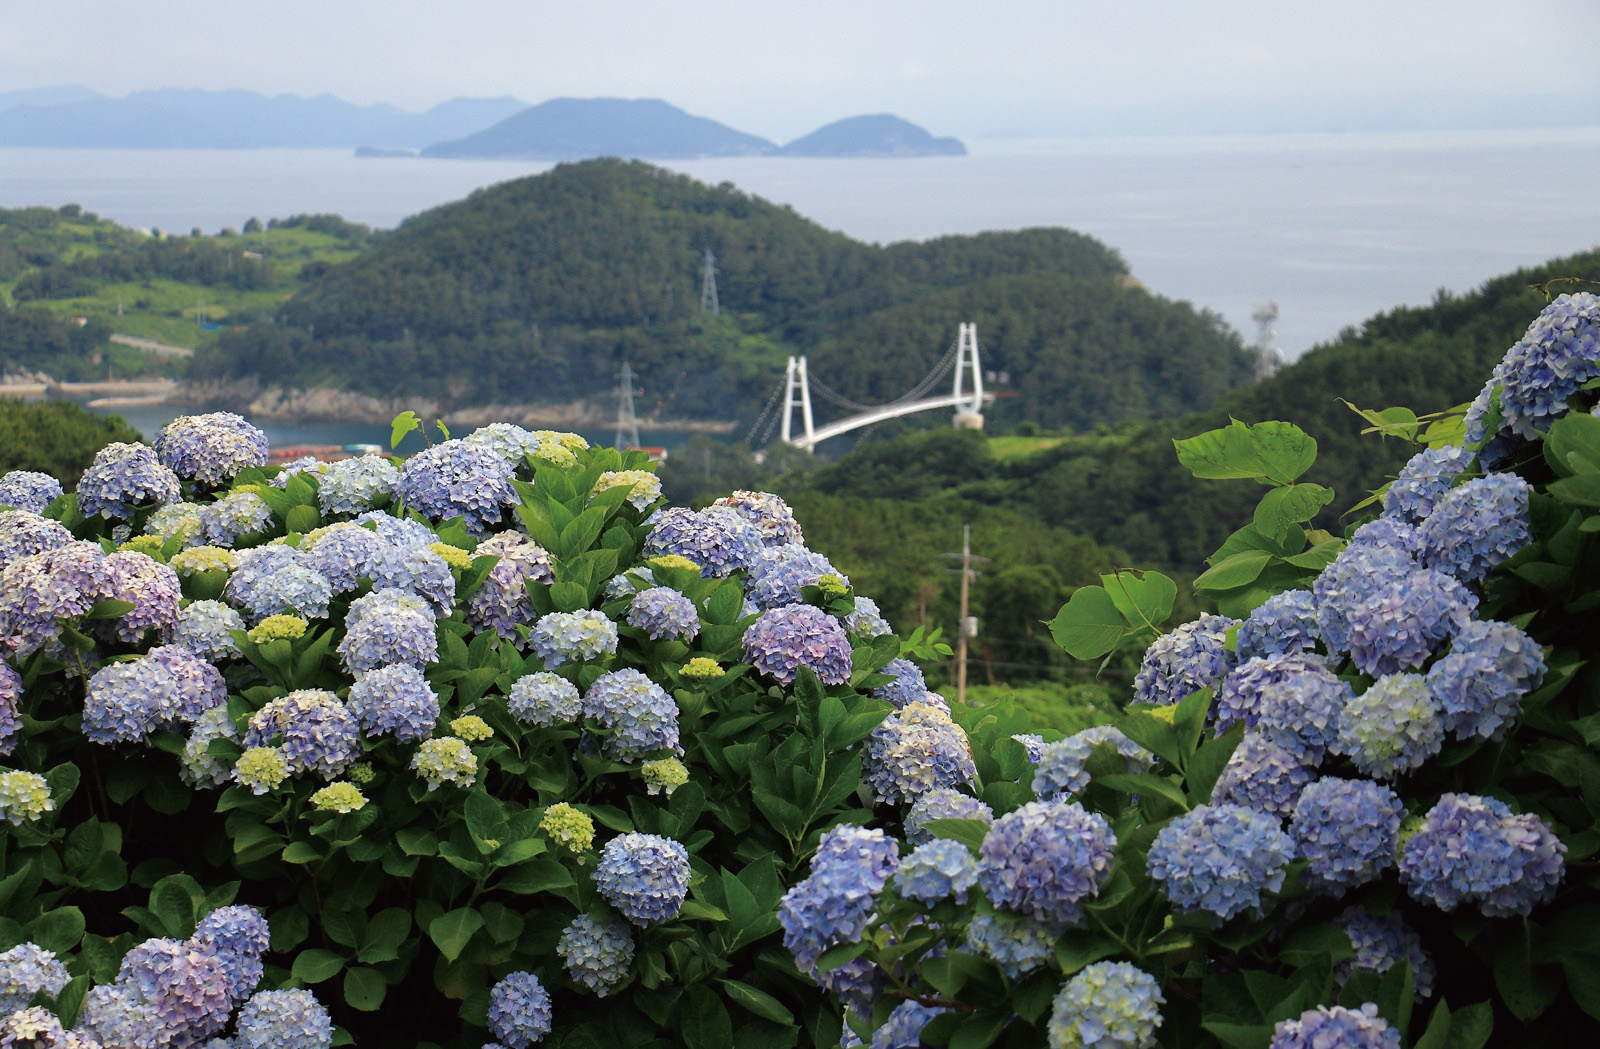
[420,98,777,160]
[778,114,965,157]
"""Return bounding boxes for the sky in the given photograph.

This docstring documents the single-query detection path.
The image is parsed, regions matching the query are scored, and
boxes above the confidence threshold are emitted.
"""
[1,0,1595,141]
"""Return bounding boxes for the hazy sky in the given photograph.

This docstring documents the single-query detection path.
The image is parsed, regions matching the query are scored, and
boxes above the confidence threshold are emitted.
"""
[2,1,1595,140]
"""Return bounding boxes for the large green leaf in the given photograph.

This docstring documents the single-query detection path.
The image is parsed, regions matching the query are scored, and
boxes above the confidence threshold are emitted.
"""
[428,908,485,963]
[1100,570,1177,631]
[1047,586,1124,659]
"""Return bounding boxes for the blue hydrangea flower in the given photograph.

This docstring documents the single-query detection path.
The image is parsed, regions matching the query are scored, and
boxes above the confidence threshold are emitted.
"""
[556,915,634,997]
[963,911,1063,979]
[1426,618,1546,741]
[461,422,544,466]
[144,500,207,548]
[242,690,360,780]
[0,540,107,630]
[1382,445,1472,524]
[1415,473,1533,584]
[872,658,929,709]
[508,671,582,727]
[582,668,682,760]
[779,825,898,977]
[871,1000,947,1049]
[234,987,333,1049]
[904,788,994,845]
[747,544,846,610]
[171,599,248,661]
[1290,777,1404,895]
[531,610,618,667]
[742,603,853,686]
[1399,793,1565,916]
[486,971,552,1049]
[1236,589,1322,662]
[977,800,1116,926]
[95,549,182,643]
[155,412,269,487]
[893,839,978,903]
[642,506,763,577]
[1342,567,1476,678]
[0,942,69,1015]
[862,701,976,805]
[1312,543,1415,659]
[713,489,804,546]
[77,442,182,519]
[1269,1003,1402,1049]
[0,471,62,514]
[367,542,455,618]
[1047,960,1165,1049]
[1334,674,1443,780]
[1334,906,1435,1000]
[116,935,234,1043]
[467,561,538,642]
[0,662,21,757]
[1487,291,1600,440]
[191,905,272,1002]
[75,984,159,1047]
[475,531,555,585]
[1209,730,1315,821]
[0,509,71,562]
[626,586,700,642]
[352,509,435,548]
[1033,725,1155,799]
[347,664,440,742]
[1463,381,1519,471]
[181,706,240,789]
[603,566,656,602]
[593,833,692,926]
[338,588,438,675]
[392,439,516,535]
[1012,733,1049,765]
[1346,516,1419,557]
[1147,803,1293,921]
[83,646,226,744]
[302,522,388,593]
[1214,654,1349,763]
[1132,613,1239,706]
[315,456,400,516]
[844,595,892,638]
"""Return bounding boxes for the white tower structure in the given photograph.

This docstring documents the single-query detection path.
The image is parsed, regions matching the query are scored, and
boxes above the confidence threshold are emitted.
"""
[779,356,815,446]
[1251,302,1284,379]
[952,322,985,429]
[615,362,641,449]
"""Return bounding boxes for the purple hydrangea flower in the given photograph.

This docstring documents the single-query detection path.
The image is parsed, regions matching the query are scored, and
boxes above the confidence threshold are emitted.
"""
[316,455,400,516]
[469,531,555,631]
[779,826,898,978]
[903,788,994,845]
[872,658,929,709]
[302,523,388,594]
[1033,725,1155,799]
[116,936,234,1043]
[1214,654,1349,763]
[844,595,891,638]
[1048,960,1165,1049]
[1382,445,1472,525]
[893,839,978,903]
[1147,803,1293,921]
[367,542,455,618]
[1346,516,1419,557]
[234,987,333,1049]
[1132,613,1239,706]
[593,833,692,926]
[77,442,182,519]
[1488,291,1600,440]
[346,664,440,742]
[487,971,552,1049]
[94,549,182,643]
[862,701,976,805]
[713,490,804,546]
[742,603,853,686]
[1341,567,1476,678]
[747,544,846,610]
[392,439,516,535]
[1269,1003,1402,1049]
[1415,473,1533,584]
[1290,777,1404,895]
[75,984,159,1047]
[530,610,618,668]
[1334,906,1435,1000]
[626,586,700,642]
[82,645,226,744]
[0,662,21,757]
[0,471,62,514]
[556,915,634,997]
[1399,793,1565,916]
[1334,674,1444,780]
[507,671,582,728]
[0,942,69,1015]
[191,905,271,1002]
[1426,619,1545,741]
[0,509,71,562]
[1236,588,1322,663]
[338,589,438,675]
[242,690,360,780]
[582,668,682,759]
[1312,543,1415,659]
[642,506,763,577]
[871,1000,947,1049]
[155,412,269,487]
[963,912,1063,979]
[1209,730,1315,822]
[977,799,1116,926]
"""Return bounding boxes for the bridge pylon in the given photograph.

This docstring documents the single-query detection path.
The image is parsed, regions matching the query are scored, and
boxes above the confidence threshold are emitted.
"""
[952,321,984,430]
[780,356,816,448]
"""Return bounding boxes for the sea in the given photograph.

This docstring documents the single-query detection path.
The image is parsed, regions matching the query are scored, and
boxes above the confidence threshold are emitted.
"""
[4,127,1598,448]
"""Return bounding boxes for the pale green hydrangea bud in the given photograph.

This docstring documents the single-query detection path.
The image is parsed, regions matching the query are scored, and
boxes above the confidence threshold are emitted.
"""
[171,545,237,575]
[450,715,494,742]
[234,747,290,794]
[816,574,850,599]
[247,615,309,644]
[0,770,53,825]
[593,470,662,512]
[309,782,368,814]
[118,534,168,557]
[647,554,700,573]
[541,802,596,853]
[680,657,724,683]
[347,763,376,785]
[428,543,472,570]
[412,737,477,791]
[640,758,689,797]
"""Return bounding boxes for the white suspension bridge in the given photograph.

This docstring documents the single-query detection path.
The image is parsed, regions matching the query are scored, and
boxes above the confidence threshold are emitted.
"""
[743,322,993,451]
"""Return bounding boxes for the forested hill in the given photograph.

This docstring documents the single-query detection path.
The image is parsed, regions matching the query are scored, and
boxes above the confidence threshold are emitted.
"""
[190,159,1257,427]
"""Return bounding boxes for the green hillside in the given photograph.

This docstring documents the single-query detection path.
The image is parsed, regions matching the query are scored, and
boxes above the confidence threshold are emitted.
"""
[188,159,1256,428]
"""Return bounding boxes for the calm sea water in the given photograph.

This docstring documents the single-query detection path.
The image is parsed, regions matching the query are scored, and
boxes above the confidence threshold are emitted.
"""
[4,126,1597,366]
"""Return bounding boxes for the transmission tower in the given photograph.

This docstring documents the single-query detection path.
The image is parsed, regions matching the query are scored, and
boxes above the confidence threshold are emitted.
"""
[1251,302,1284,380]
[615,362,641,449]
[699,248,720,315]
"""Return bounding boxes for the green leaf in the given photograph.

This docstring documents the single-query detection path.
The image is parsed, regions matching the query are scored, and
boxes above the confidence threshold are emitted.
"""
[1193,550,1273,592]
[720,979,794,1026]
[53,974,90,1028]
[1253,484,1334,542]
[1545,410,1600,477]
[152,879,196,938]
[1250,420,1319,485]
[343,966,387,1011]
[280,841,321,864]
[1441,1002,1493,1049]
[681,986,734,1049]
[27,907,85,954]
[428,908,485,963]
[1175,420,1272,480]
[390,411,421,449]
[292,948,345,984]
[815,940,868,972]
[922,818,989,853]
[1100,570,1177,631]
[1202,1021,1275,1049]
[1048,586,1124,659]
[286,504,320,534]
[355,908,411,964]
[83,598,136,620]
[948,1010,1007,1049]
[1097,772,1189,810]
[396,828,438,856]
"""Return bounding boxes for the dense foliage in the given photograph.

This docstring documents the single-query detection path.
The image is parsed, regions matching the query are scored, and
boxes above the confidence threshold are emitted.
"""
[0,399,144,478]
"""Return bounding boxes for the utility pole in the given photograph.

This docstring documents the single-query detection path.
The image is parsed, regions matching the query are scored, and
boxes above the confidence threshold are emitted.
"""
[941,523,989,706]
[699,248,720,315]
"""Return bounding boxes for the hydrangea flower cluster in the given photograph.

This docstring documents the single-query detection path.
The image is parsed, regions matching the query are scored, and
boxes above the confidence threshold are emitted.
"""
[741,603,853,686]
[1425,619,1546,741]
[593,833,691,926]
[1234,588,1321,662]
[541,803,596,853]
[392,439,517,535]
[1399,792,1565,916]
[712,489,804,546]
[301,522,387,593]
[0,509,71,561]
[582,668,682,760]
[191,904,273,1001]
[1047,961,1165,1049]
[893,839,978,903]
[1341,566,1475,677]
[0,664,21,757]
[557,915,635,997]
[346,663,440,742]
[170,544,236,576]
[366,542,455,618]
[0,943,69,1014]
[411,736,479,791]
[112,935,234,1044]
[1381,444,1472,524]
[338,588,438,674]
[0,769,52,825]
[487,971,553,1048]
[1132,613,1239,706]
[1033,725,1154,798]
[1209,731,1315,821]
[779,825,898,981]
[77,442,182,519]
[181,707,239,789]
[233,746,290,794]
[1214,654,1348,762]
[1268,1003,1401,1049]
[977,799,1116,926]
[746,544,846,609]
[94,549,182,643]
[316,455,400,516]
[508,671,582,727]
[531,609,618,667]
[309,781,367,814]
[1290,777,1404,894]
[0,470,62,514]
[242,690,361,780]
[872,658,929,709]
[1333,673,1443,779]
[82,645,227,744]
[862,701,977,805]
[640,757,689,796]
[964,912,1064,979]
[593,469,662,511]
[904,788,994,844]
[1333,906,1435,1000]
[625,586,700,642]
[1147,803,1293,921]
[1415,473,1533,584]
[460,422,545,465]
[870,1000,946,1049]
[233,987,334,1049]
[144,500,206,547]
[154,412,270,486]
[1311,543,1414,658]
[642,506,762,577]
[1477,291,1600,442]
